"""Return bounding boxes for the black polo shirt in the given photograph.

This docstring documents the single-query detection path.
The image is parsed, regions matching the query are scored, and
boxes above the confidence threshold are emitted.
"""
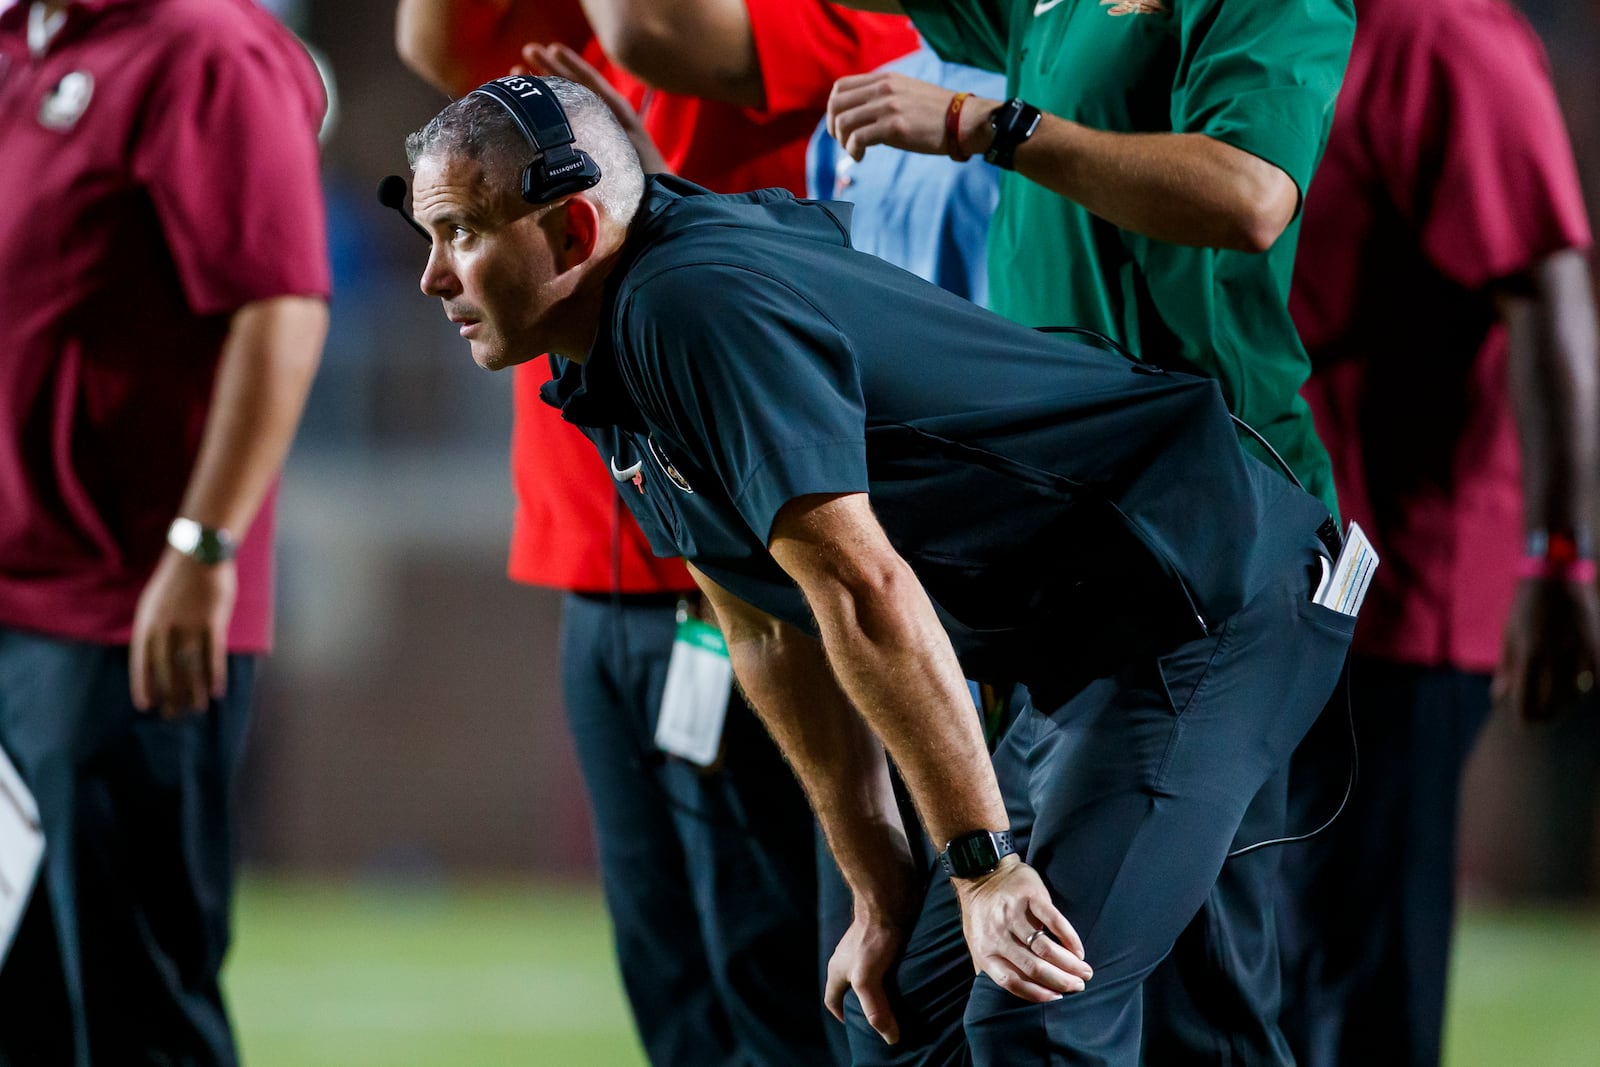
[547,176,1329,690]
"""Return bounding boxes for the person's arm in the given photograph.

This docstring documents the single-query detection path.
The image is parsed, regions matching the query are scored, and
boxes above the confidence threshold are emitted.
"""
[517,41,668,172]
[129,296,327,716]
[1493,249,1600,721]
[396,0,584,96]
[753,492,1092,1030]
[825,73,1296,252]
[689,563,920,1043]
[573,0,764,107]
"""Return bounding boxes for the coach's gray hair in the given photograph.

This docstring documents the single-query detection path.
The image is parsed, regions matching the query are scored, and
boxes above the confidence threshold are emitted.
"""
[405,77,645,224]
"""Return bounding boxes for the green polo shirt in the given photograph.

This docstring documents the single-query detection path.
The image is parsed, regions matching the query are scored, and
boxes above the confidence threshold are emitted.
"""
[901,0,1352,515]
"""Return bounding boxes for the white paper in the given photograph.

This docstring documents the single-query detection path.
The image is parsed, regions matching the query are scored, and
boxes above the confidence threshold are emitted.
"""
[0,742,44,965]
[654,617,733,767]
[1314,520,1379,619]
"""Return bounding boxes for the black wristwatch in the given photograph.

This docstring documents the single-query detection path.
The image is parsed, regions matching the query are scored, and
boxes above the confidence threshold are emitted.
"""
[938,829,1017,879]
[984,98,1042,171]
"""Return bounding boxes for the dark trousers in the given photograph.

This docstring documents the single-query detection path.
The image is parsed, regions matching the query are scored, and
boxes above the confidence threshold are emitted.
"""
[842,539,1353,1066]
[559,593,833,1067]
[0,627,255,1067]
[1276,660,1492,1067]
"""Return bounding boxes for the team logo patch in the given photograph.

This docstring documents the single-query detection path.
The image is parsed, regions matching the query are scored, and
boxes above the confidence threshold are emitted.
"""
[39,70,93,129]
[647,435,694,494]
[1100,0,1167,14]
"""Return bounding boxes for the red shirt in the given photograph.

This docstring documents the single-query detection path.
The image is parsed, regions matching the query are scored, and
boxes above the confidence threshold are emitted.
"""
[1292,0,1591,671]
[507,1,917,593]
[0,0,331,651]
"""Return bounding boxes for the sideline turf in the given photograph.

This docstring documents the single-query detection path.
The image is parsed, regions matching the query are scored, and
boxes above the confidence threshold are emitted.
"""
[227,877,645,1067]
[225,877,1600,1067]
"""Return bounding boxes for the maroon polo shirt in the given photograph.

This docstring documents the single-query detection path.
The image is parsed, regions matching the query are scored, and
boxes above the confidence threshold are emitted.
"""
[1292,0,1592,672]
[0,0,330,651]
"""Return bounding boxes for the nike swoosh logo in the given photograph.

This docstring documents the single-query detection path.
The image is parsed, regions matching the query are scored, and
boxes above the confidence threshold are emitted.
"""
[610,456,643,482]
[1034,0,1069,14]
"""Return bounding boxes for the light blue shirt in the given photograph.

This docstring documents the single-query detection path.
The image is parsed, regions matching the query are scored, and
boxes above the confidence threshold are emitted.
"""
[806,46,1005,305]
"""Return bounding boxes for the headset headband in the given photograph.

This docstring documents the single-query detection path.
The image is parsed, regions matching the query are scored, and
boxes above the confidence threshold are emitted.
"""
[470,75,602,203]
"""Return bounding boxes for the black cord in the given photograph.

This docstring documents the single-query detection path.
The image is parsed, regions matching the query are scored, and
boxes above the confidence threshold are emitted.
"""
[1227,652,1358,858]
[1033,325,1351,857]
[1033,324,1306,494]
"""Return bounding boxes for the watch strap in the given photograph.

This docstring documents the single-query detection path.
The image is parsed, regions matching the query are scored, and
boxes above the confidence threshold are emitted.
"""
[939,828,1017,879]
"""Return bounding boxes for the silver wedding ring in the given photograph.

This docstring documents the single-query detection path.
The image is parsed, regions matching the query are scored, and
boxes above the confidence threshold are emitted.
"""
[1024,928,1045,950]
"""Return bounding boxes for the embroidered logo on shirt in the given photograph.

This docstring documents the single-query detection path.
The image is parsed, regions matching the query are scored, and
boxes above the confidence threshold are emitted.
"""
[1100,0,1167,14]
[647,435,694,494]
[39,70,93,130]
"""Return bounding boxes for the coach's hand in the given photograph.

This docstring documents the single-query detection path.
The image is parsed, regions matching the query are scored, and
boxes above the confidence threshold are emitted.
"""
[825,894,915,1045]
[954,855,1092,1000]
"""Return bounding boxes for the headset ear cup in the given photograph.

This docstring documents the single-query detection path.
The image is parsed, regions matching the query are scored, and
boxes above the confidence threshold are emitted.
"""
[523,150,603,204]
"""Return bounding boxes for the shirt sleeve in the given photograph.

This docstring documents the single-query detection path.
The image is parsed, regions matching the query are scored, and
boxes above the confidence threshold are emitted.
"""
[132,28,331,316]
[898,0,1014,73]
[1170,0,1355,202]
[618,263,870,545]
[1368,6,1591,289]
[744,0,920,116]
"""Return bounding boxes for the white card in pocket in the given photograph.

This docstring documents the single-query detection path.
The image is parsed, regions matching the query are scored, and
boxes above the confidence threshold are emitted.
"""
[1313,520,1379,618]
[654,614,733,767]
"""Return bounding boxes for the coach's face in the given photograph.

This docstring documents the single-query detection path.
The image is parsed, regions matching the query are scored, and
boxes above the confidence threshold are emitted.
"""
[413,153,568,371]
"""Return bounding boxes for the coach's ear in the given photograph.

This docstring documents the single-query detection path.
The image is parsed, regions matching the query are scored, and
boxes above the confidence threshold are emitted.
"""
[551,193,600,272]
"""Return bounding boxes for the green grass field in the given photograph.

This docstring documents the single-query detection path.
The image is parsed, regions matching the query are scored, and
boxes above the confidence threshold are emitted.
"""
[225,877,1600,1066]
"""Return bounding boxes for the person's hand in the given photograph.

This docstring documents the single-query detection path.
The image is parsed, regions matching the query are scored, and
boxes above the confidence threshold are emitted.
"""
[952,855,1092,1001]
[826,71,999,162]
[514,42,670,175]
[1492,577,1600,723]
[129,550,236,717]
[824,900,914,1045]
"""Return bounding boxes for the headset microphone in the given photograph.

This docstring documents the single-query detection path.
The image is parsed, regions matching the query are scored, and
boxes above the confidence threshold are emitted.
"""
[377,174,429,242]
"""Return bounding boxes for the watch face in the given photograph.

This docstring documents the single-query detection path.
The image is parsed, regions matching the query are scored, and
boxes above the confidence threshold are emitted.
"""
[953,834,1000,873]
[944,829,1015,877]
[168,518,202,555]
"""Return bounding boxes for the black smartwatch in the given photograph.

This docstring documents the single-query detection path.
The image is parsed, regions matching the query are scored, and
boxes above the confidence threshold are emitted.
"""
[984,98,1042,171]
[938,829,1017,879]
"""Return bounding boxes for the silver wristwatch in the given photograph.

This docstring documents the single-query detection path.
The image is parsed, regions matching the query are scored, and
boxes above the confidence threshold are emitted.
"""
[166,517,236,564]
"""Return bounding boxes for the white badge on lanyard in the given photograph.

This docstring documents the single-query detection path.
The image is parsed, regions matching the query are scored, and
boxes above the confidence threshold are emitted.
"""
[654,601,733,767]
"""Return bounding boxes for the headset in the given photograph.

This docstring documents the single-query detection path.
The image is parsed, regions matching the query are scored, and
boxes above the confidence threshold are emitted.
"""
[470,74,602,204]
[379,75,603,241]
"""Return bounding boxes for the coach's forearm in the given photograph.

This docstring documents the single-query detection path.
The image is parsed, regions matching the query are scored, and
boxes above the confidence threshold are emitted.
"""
[693,567,916,909]
[803,555,1007,849]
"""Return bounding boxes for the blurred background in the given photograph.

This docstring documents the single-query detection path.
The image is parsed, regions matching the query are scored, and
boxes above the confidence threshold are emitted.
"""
[224,0,1600,1063]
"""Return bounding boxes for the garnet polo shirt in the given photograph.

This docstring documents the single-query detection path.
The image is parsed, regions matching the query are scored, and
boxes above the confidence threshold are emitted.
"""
[0,0,330,651]
[506,1,917,594]
[1293,0,1592,671]
[899,0,1354,517]
[547,177,1334,690]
